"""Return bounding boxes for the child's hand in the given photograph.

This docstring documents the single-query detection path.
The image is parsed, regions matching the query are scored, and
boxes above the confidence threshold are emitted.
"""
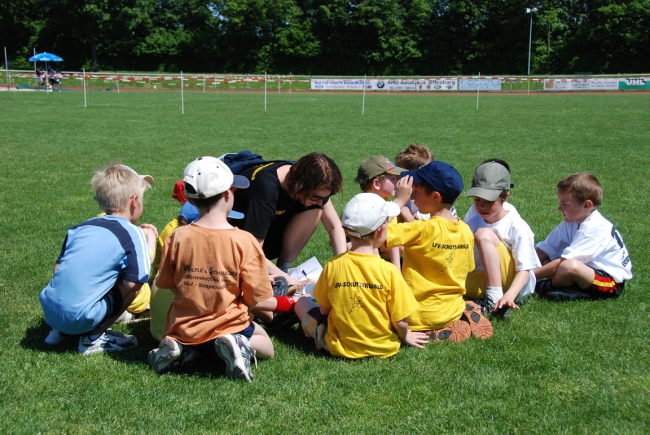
[140,223,159,239]
[495,293,520,312]
[394,176,413,208]
[404,330,429,349]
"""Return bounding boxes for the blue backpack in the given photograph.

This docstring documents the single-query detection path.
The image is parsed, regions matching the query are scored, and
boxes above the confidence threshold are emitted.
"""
[218,150,293,175]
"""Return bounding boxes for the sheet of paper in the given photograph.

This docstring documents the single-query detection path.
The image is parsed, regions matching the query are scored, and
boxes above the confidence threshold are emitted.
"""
[287,256,322,281]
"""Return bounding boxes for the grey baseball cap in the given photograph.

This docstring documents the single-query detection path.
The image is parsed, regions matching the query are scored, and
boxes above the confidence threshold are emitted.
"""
[466,162,511,201]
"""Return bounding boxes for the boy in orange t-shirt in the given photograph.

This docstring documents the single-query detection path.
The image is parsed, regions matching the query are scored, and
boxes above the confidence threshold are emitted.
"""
[148,157,274,381]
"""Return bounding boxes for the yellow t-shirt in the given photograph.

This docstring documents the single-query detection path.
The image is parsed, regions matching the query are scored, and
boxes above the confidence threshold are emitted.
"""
[156,224,272,345]
[313,251,419,359]
[386,216,475,331]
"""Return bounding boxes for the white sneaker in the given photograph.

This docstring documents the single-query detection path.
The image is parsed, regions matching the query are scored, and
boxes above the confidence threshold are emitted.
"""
[78,329,138,355]
[148,337,198,373]
[214,334,253,381]
[301,313,329,351]
[44,327,71,345]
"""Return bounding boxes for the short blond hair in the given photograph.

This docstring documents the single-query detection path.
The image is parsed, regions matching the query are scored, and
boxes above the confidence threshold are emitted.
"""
[91,163,151,213]
[395,143,433,170]
[557,173,602,207]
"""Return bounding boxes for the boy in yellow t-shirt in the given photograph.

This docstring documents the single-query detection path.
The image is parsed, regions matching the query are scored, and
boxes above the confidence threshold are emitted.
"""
[294,193,428,358]
[388,161,493,341]
[148,157,274,381]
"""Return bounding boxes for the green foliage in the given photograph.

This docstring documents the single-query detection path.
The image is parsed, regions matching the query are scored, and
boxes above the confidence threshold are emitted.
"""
[3,1,650,75]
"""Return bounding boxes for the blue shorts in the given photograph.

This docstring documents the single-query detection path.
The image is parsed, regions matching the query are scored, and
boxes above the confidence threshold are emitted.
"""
[98,281,124,327]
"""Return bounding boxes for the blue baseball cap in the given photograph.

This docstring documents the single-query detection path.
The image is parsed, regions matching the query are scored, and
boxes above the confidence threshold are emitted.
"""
[401,161,464,203]
[179,201,244,221]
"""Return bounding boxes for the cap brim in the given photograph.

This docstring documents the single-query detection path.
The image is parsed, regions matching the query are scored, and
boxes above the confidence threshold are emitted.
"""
[228,210,245,219]
[400,169,422,184]
[141,175,154,185]
[232,175,249,189]
[383,201,401,218]
[386,166,406,176]
[466,187,501,201]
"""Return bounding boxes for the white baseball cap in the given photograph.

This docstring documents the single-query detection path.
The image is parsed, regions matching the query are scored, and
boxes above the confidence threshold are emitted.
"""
[183,156,249,199]
[342,193,400,237]
[118,165,154,186]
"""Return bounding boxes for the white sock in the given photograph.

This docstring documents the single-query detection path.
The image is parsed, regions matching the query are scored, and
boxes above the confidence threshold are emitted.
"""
[485,286,503,304]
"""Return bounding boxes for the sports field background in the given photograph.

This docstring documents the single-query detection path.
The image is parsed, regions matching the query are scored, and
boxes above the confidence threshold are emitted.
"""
[1,91,648,433]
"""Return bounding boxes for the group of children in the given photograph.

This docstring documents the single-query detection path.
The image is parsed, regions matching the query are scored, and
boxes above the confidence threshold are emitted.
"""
[39,145,633,381]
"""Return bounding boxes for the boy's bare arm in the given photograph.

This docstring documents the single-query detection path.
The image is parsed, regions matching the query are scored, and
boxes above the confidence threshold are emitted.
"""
[399,206,415,223]
[140,224,158,261]
[495,270,529,311]
[393,319,428,348]
[536,247,550,265]
[533,258,563,280]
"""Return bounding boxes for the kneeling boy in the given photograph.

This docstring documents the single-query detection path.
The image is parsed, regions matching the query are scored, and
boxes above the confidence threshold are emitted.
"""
[535,173,632,300]
[294,193,428,358]
[148,157,274,381]
[40,164,157,355]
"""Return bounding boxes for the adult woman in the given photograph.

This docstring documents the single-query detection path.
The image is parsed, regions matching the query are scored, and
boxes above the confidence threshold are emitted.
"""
[232,152,347,282]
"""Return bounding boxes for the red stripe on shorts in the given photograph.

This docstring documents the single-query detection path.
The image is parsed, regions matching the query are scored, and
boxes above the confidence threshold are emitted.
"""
[589,271,619,295]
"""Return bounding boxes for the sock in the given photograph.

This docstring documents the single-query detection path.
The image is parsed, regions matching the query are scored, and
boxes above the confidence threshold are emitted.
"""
[274,296,296,313]
[485,286,503,304]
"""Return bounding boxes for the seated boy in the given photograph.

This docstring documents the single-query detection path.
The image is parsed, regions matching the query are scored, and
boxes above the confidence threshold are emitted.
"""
[464,161,541,317]
[148,157,274,381]
[354,156,406,269]
[534,173,632,300]
[40,164,157,354]
[294,193,428,358]
[389,161,493,341]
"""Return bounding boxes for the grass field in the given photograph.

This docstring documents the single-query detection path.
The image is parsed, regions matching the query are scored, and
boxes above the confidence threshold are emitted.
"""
[1,90,648,434]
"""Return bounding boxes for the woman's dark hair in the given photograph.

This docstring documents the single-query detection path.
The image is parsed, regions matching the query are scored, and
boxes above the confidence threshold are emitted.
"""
[286,152,343,199]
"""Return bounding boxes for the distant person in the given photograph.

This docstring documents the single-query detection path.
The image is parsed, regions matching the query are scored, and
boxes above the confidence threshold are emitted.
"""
[294,193,428,358]
[232,152,347,287]
[148,157,274,381]
[464,161,541,317]
[534,173,632,300]
[389,161,493,342]
[354,155,405,269]
[40,164,157,355]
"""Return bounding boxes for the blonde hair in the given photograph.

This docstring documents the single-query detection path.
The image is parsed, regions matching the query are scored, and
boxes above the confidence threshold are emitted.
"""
[557,173,602,207]
[395,143,433,170]
[91,164,151,213]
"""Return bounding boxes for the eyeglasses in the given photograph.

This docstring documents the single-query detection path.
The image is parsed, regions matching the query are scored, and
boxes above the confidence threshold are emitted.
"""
[308,193,330,203]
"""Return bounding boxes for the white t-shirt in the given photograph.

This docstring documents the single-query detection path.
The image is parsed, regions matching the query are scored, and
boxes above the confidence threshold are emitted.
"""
[536,210,632,283]
[465,203,541,297]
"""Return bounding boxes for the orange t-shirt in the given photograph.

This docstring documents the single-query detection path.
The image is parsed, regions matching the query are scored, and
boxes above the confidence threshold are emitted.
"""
[156,223,272,345]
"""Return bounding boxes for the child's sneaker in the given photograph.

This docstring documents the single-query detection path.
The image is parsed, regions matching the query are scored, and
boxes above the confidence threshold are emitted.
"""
[463,301,493,339]
[301,311,328,351]
[428,320,471,343]
[44,327,71,345]
[475,295,496,316]
[536,279,593,301]
[272,276,289,297]
[214,333,253,381]
[148,337,198,373]
[78,329,138,355]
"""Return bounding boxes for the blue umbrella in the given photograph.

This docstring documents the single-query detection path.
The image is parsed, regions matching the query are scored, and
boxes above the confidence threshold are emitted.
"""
[29,52,63,62]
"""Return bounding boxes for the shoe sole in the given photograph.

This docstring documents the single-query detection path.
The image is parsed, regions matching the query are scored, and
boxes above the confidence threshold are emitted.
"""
[463,302,493,339]
[215,336,251,382]
[148,338,182,373]
[429,320,471,343]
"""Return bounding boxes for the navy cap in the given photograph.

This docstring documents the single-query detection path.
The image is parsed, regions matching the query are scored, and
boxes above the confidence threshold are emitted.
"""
[401,161,464,203]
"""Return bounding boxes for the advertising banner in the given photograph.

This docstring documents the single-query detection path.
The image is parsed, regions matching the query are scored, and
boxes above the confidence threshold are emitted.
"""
[311,79,371,90]
[372,79,458,91]
[618,77,650,90]
[543,78,590,90]
[459,79,502,91]
[590,78,620,90]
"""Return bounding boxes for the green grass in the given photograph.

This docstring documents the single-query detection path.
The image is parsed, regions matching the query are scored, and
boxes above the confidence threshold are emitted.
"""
[1,90,649,434]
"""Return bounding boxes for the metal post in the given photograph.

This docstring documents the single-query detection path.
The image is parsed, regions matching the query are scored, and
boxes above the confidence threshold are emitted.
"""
[527,8,538,76]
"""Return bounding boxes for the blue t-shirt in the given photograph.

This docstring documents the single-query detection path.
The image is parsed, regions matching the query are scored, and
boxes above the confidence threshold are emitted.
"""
[39,216,151,334]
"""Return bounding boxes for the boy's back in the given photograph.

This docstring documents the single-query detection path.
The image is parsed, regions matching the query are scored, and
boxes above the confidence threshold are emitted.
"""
[156,223,271,344]
[40,214,151,335]
[313,250,418,359]
[387,216,474,330]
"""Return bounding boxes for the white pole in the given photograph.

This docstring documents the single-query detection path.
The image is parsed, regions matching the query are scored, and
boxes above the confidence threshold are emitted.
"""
[362,74,366,115]
[116,71,120,94]
[476,72,480,110]
[278,76,281,93]
[203,77,205,93]
[83,68,87,108]
[33,48,36,76]
[4,47,9,90]
[181,71,185,115]
[528,78,530,95]
[264,71,267,111]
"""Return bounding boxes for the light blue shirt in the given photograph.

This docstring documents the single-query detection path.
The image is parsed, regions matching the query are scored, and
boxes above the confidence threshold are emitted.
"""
[40,216,150,334]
